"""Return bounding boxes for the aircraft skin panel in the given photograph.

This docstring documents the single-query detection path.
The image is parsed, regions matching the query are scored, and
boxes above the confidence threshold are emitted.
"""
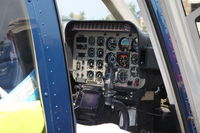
[25,0,75,133]
[146,0,197,132]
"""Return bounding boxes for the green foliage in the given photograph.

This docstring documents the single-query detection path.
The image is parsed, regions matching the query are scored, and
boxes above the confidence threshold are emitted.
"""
[102,14,115,20]
[69,11,86,20]
[62,11,86,21]
[62,15,69,21]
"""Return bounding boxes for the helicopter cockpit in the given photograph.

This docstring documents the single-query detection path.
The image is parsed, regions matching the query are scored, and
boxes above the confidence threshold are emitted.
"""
[64,20,177,132]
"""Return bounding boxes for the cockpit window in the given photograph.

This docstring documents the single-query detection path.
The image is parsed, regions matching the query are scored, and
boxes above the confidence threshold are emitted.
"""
[181,1,200,37]
[195,16,200,36]
[181,0,200,15]
[57,0,147,32]
[123,0,147,31]
[57,0,112,20]
[0,0,37,100]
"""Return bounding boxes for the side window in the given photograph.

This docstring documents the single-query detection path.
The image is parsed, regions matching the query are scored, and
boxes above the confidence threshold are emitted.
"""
[181,1,200,38]
[0,1,38,101]
[181,0,200,15]
[195,16,200,36]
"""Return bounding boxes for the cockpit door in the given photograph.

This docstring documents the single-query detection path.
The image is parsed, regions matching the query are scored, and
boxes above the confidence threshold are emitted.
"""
[138,0,200,132]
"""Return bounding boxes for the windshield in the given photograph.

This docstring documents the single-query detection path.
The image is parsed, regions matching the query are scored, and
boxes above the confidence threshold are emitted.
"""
[57,0,147,32]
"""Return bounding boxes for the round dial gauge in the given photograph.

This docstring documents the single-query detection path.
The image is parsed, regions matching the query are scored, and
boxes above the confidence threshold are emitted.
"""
[88,48,95,57]
[87,71,94,80]
[96,71,103,81]
[130,67,138,77]
[88,59,94,68]
[97,60,103,69]
[131,54,138,65]
[132,37,138,52]
[119,37,130,51]
[106,52,116,64]
[106,37,117,51]
[117,53,129,68]
[97,36,104,46]
[88,36,95,45]
[97,48,104,58]
[117,70,128,83]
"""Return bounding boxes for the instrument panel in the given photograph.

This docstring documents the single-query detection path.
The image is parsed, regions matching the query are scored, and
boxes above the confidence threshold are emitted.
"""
[72,31,145,89]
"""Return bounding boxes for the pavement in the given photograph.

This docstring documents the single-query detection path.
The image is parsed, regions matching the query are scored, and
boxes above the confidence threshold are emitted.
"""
[77,123,129,133]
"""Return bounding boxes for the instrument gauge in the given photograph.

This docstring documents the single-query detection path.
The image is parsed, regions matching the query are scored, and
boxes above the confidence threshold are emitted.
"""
[130,67,138,77]
[131,54,138,65]
[106,52,116,64]
[88,48,95,57]
[97,60,103,69]
[87,71,94,80]
[132,37,139,52]
[117,70,128,83]
[96,71,103,81]
[97,36,104,46]
[119,37,130,51]
[88,36,95,45]
[88,59,94,68]
[117,53,129,68]
[97,48,104,58]
[106,37,117,51]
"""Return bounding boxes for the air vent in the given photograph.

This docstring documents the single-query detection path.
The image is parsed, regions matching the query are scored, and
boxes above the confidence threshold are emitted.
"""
[73,22,131,32]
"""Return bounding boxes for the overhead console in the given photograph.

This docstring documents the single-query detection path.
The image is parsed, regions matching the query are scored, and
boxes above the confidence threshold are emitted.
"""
[65,21,152,90]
